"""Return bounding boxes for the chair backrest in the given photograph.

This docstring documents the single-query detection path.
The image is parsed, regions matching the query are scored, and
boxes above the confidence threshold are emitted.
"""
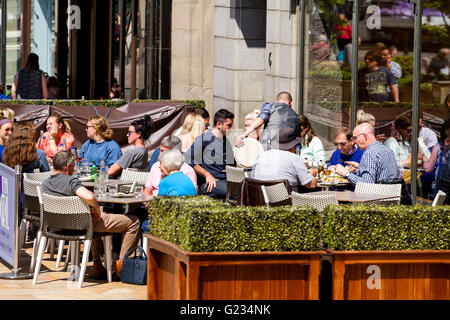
[119,168,150,193]
[226,166,247,199]
[37,186,93,240]
[291,192,338,211]
[354,181,402,205]
[261,183,291,207]
[23,178,43,215]
[238,177,292,207]
[23,171,53,183]
[432,190,446,207]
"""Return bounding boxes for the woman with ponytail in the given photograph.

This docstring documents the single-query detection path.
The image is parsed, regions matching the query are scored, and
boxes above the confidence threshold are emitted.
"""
[37,115,75,161]
[108,115,153,177]
[80,116,122,167]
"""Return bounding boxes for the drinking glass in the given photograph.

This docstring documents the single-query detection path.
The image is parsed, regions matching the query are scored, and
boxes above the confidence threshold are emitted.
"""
[108,184,118,195]
[134,186,143,198]
[94,184,102,198]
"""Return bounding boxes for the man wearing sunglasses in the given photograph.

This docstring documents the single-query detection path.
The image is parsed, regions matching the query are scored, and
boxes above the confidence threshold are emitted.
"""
[328,127,364,169]
[335,123,399,184]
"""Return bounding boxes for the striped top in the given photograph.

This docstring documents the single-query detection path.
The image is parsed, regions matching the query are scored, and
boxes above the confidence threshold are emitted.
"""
[347,141,399,185]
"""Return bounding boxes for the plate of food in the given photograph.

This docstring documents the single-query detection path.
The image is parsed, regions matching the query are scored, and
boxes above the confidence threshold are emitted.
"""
[110,192,136,198]
[319,174,349,184]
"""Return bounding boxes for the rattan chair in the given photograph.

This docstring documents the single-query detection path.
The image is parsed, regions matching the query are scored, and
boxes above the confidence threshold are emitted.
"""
[291,192,338,211]
[33,187,113,288]
[225,166,247,204]
[432,190,446,207]
[261,183,292,207]
[119,168,149,193]
[22,178,46,272]
[354,182,402,205]
[23,171,53,183]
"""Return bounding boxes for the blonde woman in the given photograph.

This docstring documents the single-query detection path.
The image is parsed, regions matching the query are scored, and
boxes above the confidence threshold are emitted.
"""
[80,116,122,167]
[177,113,205,152]
[356,109,376,127]
[244,110,261,140]
[0,108,15,122]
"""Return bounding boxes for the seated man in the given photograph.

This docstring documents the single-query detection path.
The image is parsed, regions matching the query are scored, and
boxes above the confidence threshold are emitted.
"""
[144,135,197,196]
[252,127,317,192]
[335,123,399,184]
[328,127,364,168]
[185,109,235,199]
[41,150,140,279]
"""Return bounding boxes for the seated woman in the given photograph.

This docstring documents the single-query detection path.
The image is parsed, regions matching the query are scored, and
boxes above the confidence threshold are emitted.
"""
[0,116,13,162]
[144,135,197,196]
[36,115,75,163]
[158,149,197,196]
[299,114,326,165]
[79,116,122,167]
[108,115,152,178]
[3,122,50,173]
[177,113,205,152]
[141,149,196,233]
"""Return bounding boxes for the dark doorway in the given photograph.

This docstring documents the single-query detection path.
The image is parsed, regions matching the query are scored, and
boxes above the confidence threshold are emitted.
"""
[146,0,172,99]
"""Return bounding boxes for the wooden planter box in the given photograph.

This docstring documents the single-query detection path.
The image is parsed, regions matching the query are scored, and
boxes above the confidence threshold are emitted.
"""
[332,250,450,300]
[145,234,324,300]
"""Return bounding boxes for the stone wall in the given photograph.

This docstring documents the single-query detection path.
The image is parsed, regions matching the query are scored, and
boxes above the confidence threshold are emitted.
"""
[171,0,215,119]
[265,0,300,113]
[213,0,267,129]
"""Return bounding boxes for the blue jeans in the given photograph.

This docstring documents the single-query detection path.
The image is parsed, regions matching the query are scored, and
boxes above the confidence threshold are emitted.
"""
[200,179,227,199]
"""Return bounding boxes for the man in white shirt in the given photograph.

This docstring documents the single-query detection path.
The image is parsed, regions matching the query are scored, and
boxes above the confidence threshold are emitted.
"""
[252,127,317,192]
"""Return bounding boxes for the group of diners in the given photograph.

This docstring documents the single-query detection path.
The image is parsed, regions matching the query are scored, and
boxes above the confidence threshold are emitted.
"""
[1,91,448,282]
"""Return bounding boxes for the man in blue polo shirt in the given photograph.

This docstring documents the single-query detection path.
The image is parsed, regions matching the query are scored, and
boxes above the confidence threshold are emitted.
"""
[185,109,235,199]
[328,127,364,168]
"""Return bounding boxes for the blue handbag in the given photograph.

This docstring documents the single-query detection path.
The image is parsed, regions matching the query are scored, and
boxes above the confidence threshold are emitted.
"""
[120,245,147,285]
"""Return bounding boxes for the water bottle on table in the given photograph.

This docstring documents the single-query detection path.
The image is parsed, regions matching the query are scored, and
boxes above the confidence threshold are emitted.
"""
[91,160,97,182]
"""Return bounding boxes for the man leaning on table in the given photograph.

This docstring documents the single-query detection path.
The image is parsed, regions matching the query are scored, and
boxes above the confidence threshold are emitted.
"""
[334,123,399,184]
[41,150,140,280]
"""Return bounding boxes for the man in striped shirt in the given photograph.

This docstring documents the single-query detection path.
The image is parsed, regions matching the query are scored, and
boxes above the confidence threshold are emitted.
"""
[335,123,399,184]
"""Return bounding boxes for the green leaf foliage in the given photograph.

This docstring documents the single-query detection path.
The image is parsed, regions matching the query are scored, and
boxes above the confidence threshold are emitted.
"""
[323,204,450,251]
[314,101,446,110]
[146,196,321,252]
[132,99,206,110]
[0,99,127,108]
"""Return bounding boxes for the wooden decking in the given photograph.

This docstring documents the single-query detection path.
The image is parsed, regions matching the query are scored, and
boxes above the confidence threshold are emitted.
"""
[0,241,147,300]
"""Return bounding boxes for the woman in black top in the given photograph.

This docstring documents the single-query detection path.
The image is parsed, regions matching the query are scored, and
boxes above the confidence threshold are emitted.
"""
[11,53,48,99]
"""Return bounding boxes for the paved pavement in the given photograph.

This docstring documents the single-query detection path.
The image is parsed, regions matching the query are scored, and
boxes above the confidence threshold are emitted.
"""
[0,241,147,300]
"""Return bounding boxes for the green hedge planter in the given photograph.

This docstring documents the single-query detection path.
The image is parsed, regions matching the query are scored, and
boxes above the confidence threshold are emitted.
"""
[132,99,206,110]
[314,101,446,111]
[0,99,128,109]
[146,196,321,252]
[323,204,450,251]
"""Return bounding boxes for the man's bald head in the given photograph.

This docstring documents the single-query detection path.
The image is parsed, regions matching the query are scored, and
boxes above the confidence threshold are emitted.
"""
[356,123,375,135]
[353,123,376,150]
[275,92,293,106]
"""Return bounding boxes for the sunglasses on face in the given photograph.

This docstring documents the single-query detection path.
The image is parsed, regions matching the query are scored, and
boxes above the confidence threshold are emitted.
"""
[127,130,136,136]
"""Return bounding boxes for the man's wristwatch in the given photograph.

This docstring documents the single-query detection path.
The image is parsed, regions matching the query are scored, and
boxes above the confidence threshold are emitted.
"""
[345,171,351,178]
